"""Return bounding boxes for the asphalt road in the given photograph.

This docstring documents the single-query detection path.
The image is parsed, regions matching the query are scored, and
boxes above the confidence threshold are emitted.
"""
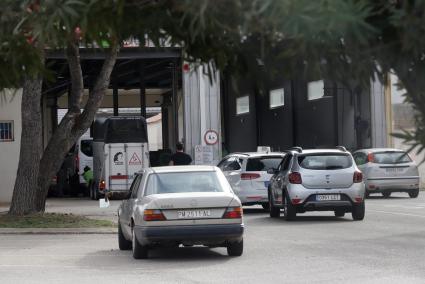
[1,193,425,283]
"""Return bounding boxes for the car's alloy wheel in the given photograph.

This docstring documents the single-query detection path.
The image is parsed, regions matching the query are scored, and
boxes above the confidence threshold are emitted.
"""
[269,192,280,218]
[283,192,296,221]
[227,239,243,256]
[409,189,419,198]
[352,202,365,221]
[132,226,148,259]
[118,222,132,250]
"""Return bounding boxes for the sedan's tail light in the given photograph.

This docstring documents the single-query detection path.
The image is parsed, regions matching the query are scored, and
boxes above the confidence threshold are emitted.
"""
[241,173,261,180]
[143,209,166,221]
[367,153,375,163]
[288,172,302,184]
[223,207,243,219]
[353,171,363,183]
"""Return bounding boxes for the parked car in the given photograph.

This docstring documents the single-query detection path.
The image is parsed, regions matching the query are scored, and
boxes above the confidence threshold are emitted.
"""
[117,166,244,259]
[353,148,420,198]
[268,147,365,221]
[217,152,286,209]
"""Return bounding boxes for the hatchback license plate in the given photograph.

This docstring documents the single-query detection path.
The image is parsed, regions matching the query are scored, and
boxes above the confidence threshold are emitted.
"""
[316,194,340,201]
[177,210,211,219]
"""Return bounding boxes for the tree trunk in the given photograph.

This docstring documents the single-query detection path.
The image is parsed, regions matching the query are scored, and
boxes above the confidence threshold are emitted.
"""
[8,77,43,215]
[35,42,119,211]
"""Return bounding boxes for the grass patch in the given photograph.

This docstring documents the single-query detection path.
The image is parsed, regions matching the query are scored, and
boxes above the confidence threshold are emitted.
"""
[0,213,115,228]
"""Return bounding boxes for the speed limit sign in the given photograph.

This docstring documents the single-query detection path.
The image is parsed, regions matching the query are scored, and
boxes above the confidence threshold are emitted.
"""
[204,130,219,145]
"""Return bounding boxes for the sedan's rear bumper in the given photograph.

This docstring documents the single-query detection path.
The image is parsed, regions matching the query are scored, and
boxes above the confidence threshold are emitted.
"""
[134,224,244,246]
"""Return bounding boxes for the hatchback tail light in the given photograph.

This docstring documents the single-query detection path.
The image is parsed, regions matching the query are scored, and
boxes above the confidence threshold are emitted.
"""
[353,171,363,183]
[223,207,243,219]
[367,153,374,163]
[241,173,261,180]
[143,209,166,221]
[288,172,302,184]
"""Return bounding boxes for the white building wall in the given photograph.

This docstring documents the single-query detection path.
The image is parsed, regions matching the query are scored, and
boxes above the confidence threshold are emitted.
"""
[147,114,163,151]
[183,63,221,165]
[0,90,22,203]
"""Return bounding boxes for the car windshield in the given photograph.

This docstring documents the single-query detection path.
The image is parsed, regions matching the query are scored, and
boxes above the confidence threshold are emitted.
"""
[246,156,283,171]
[144,171,224,195]
[373,152,412,164]
[298,154,352,170]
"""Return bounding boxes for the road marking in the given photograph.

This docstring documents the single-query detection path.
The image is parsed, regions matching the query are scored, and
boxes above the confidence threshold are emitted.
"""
[369,209,425,218]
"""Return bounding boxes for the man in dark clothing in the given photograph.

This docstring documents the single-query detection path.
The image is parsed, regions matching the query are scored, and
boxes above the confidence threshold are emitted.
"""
[169,142,192,165]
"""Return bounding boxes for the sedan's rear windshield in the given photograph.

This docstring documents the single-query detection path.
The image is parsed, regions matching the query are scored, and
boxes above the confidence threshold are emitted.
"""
[373,152,412,164]
[298,154,352,170]
[246,156,283,171]
[144,171,223,195]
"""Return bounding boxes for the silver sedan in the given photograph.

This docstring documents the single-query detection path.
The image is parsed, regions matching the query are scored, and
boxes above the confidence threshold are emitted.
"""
[117,166,244,259]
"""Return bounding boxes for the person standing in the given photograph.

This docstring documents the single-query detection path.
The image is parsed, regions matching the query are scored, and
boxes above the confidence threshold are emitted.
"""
[169,142,192,165]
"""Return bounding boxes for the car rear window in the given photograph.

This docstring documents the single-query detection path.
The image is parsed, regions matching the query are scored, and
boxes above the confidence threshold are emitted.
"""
[373,152,412,164]
[298,154,352,170]
[246,156,283,171]
[144,171,224,195]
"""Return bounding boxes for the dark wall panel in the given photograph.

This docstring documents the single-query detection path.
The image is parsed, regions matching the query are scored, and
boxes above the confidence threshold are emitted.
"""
[223,78,258,153]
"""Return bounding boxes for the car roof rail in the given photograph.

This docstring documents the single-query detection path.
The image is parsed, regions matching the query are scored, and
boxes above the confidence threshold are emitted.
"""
[289,146,303,153]
[336,146,347,152]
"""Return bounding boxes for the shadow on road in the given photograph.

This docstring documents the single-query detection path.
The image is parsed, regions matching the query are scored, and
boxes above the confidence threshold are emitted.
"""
[248,214,353,226]
[78,246,231,268]
[243,208,269,214]
[366,196,410,200]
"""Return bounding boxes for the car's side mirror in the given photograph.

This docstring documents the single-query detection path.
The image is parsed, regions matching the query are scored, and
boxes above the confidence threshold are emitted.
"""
[267,168,277,174]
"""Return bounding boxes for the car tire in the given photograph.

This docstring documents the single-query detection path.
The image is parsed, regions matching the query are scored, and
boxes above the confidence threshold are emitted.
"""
[334,210,345,217]
[409,189,419,198]
[118,222,132,250]
[382,192,391,198]
[132,226,148,259]
[269,194,280,218]
[352,202,365,221]
[261,203,270,211]
[283,192,296,221]
[227,239,243,257]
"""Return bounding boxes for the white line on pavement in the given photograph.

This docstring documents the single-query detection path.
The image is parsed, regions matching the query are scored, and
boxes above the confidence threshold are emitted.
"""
[368,209,425,218]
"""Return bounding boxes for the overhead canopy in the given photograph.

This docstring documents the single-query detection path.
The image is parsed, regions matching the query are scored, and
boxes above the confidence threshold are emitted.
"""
[93,116,148,143]
[43,47,182,97]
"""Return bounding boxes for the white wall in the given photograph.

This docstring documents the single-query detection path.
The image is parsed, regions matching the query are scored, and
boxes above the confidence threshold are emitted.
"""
[147,114,163,151]
[0,90,22,203]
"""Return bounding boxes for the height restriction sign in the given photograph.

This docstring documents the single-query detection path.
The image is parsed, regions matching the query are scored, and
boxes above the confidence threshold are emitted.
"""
[204,130,218,145]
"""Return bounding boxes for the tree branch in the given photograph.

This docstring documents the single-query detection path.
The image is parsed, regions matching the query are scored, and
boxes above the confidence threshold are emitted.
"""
[66,41,84,113]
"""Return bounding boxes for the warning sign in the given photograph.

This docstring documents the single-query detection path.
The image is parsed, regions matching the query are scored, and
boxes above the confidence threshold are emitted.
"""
[129,152,142,165]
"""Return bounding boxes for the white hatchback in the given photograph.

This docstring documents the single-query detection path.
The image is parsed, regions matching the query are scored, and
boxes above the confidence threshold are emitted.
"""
[117,166,244,259]
[217,153,286,209]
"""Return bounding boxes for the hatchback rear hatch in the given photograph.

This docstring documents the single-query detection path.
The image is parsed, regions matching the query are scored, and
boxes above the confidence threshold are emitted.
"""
[368,151,418,178]
[243,156,284,187]
[297,153,354,188]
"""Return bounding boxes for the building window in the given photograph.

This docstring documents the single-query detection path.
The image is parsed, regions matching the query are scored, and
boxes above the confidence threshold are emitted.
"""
[236,96,250,115]
[308,80,324,100]
[0,121,14,142]
[269,88,285,109]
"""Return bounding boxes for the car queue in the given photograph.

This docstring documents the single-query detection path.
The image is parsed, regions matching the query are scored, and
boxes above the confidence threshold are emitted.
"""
[118,146,420,259]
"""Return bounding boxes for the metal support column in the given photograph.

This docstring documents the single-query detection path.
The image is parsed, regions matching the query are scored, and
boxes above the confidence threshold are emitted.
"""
[113,84,119,116]
[172,60,178,145]
[139,62,146,118]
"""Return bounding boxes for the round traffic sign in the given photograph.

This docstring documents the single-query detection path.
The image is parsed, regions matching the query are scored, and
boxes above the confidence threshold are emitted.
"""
[204,130,219,145]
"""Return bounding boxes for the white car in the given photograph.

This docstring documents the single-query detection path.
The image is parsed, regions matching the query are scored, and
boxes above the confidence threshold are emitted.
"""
[217,152,286,209]
[117,166,244,259]
[353,148,420,198]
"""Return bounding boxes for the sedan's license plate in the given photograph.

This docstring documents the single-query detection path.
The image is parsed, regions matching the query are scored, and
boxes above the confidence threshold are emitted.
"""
[316,194,340,201]
[177,210,211,219]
